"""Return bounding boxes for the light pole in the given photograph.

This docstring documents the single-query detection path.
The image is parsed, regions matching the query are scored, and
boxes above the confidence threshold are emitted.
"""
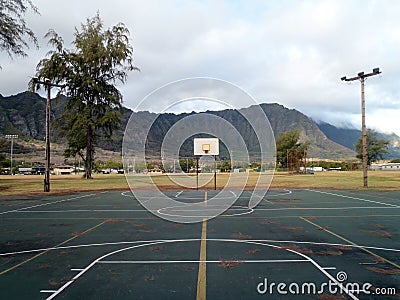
[341,68,381,188]
[5,134,18,175]
[32,78,65,192]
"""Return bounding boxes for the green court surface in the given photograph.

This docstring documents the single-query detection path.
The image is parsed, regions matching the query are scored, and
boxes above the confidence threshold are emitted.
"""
[0,189,399,299]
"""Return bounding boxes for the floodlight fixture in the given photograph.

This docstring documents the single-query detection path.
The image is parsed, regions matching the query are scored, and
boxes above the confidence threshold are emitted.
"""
[5,134,18,175]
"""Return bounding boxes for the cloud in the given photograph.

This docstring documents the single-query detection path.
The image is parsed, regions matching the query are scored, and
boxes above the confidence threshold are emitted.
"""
[1,0,399,135]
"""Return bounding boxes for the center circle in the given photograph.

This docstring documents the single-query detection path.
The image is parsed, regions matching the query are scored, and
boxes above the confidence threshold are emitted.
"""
[157,204,254,218]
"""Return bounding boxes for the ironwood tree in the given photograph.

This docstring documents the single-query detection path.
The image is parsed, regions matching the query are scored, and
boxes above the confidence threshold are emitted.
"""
[0,0,39,67]
[34,13,138,178]
[355,129,389,165]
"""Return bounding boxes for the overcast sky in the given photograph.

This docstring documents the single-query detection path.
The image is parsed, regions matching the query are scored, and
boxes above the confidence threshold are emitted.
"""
[1,0,399,135]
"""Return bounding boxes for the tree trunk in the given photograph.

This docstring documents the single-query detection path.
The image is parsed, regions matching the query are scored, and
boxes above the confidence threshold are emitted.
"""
[85,125,94,179]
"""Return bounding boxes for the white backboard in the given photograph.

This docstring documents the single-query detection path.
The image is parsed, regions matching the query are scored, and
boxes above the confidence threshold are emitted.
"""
[194,138,219,156]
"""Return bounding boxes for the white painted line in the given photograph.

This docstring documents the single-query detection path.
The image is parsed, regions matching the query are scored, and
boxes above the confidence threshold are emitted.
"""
[121,191,134,197]
[43,239,360,300]
[16,209,148,213]
[175,191,183,198]
[159,207,250,211]
[0,193,97,215]
[251,239,400,252]
[3,238,399,258]
[45,240,173,300]
[19,205,397,214]
[40,290,57,293]
[156,205,254,218]
[98,259,309,264]
[263,199,274,204]
[286,249,359,300]
[305,189,399,207]
[322,267,337,270]
[265,189,292,197]
[0,241,159,256]
[359,262,378,265]
[255,206,397,211]
[170,195,237,200]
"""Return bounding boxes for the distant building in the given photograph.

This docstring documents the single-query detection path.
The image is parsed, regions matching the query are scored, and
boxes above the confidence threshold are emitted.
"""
[53,166,74,175]
[371,163,400,171]
[18,167,32,174]
[311,166,324,172]
[149,168,163,175]
[32,166,45,175]
[299,166,324,173]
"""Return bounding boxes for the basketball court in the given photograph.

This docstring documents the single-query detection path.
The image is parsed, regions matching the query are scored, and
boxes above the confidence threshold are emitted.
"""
[0,188,399,299]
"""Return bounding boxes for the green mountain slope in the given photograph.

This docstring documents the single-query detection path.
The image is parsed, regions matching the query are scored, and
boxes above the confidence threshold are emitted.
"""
[315,121,400,159]
[0,91,379,160]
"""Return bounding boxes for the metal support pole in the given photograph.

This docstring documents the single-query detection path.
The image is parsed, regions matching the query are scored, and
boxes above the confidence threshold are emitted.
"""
[286,149,289,172]
[5,135,18,175]
[360,78,368,187]
[10,137,14,175]
[44,84,51,192]
[196,157,199,190]
[341,68,381,188]
[214,155,217,190]
[32,78,65,192]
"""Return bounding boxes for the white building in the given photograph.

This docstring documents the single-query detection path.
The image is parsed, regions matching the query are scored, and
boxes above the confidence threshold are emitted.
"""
[53,166,74,175]
[371,163,400,171]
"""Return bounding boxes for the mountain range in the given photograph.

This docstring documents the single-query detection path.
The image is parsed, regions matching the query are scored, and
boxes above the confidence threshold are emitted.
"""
[1,91,399,160]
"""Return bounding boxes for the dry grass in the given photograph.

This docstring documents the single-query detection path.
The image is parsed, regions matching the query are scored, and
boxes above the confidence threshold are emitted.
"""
[0,174,129,196]
[360,230,393,238]
[0,170,399,196]
[218,259,244,269]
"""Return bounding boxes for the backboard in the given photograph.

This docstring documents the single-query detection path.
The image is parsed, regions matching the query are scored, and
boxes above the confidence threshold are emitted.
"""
[194,138,219,156]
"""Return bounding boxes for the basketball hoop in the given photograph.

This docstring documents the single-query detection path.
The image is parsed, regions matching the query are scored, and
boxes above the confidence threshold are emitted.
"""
[194,139,218,156]
[202,144,210,154]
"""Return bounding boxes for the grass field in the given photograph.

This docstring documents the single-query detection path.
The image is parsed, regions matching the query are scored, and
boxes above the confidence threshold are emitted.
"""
[0,171,399,196]
[0,170,399,299]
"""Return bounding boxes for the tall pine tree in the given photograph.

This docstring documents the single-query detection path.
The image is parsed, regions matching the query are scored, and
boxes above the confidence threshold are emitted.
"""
[34,13,138,178]
[0,0,39,67]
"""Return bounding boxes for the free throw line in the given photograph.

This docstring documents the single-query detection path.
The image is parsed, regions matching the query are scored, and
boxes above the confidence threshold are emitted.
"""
[0,221,106,275]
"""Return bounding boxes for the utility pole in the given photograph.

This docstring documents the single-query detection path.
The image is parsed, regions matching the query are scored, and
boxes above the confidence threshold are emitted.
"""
[32,78,65,192]
[196,157,199,190]
[341,68,381,188]
[5,134,18,175]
